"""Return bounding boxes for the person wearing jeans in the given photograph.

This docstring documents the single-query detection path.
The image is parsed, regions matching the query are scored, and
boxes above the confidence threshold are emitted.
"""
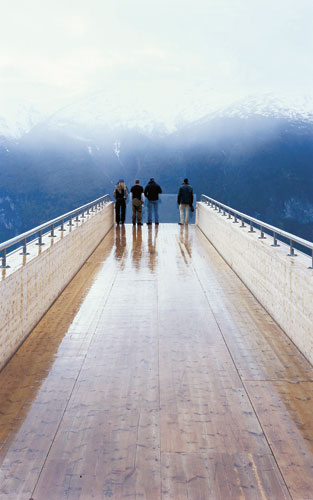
[147,200,159,224]
[177,178,193,225]
[144,178,162,225]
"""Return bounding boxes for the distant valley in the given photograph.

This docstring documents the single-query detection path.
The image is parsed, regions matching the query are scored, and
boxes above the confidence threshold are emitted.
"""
[1,94,313,244]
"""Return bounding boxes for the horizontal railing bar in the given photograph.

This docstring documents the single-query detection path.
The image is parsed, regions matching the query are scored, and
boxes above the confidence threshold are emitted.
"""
[0,194,111,253]
[201,194,313,252]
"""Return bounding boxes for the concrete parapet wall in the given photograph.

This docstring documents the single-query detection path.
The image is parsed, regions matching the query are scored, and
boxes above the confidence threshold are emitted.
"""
[196,202,313,365]
[0,202,114,370]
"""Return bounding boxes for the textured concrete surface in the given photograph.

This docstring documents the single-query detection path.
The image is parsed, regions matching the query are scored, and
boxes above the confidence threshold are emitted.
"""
[0,202,114,369]
[196,202,313,366]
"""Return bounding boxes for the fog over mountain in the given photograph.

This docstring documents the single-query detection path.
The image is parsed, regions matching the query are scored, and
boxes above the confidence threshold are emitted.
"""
[1,93,313,244]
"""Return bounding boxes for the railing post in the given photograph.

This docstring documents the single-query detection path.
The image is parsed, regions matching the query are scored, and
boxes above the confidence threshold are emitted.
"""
[271,232,279,247]
[288,240,297,257]
[36,230,45,246]
[241,217,245,228]
[259,226,266,239]
[49,224,56,237]
[59,219,66,231]
[1,249,10,268]
[248,221,255,233]
[75,212,79,222]
[68,215,74,226]
[233,214,238,223]
[309,250,313,269]
[19,238,30,255]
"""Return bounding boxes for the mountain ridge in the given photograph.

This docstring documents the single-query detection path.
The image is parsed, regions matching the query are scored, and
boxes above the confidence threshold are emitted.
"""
[1,94,313,244]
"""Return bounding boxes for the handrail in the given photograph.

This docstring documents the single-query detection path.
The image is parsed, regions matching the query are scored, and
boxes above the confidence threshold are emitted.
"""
[0,194,111,268]
[200,194,313,269]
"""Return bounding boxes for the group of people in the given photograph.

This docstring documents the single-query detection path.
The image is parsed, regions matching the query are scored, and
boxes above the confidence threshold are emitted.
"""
[113,178,194,226]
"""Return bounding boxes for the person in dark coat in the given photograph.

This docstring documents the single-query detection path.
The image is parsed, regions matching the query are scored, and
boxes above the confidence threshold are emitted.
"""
[144,178,162,225]
[113,179,128,225]
[177,178,193,225]
[130,179,144,225]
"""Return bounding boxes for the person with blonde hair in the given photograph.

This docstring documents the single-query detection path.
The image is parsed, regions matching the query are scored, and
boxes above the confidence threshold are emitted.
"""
[113,179,128,225]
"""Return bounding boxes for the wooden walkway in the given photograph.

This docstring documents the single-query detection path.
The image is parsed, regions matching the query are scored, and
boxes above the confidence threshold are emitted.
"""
[1,224,313,500]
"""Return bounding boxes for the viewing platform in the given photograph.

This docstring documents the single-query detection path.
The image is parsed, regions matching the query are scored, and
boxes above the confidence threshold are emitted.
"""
[1,218,313,499]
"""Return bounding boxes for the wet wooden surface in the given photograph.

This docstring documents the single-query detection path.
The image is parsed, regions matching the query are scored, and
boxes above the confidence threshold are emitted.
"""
[0,224,313,499]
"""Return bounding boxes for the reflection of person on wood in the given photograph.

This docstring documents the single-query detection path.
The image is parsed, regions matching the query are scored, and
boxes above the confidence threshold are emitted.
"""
[115,224,127,261]
[147,225,158,272]
[132,224,143,269]
[179,224,192,258]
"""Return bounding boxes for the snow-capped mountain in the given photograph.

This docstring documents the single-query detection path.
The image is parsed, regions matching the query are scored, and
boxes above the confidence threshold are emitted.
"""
[2,86,313,139]
[190,93,313,129]
[1,90,313,244]
[0,105,46,138]
[36,82,242,136]
[33,90,313,156]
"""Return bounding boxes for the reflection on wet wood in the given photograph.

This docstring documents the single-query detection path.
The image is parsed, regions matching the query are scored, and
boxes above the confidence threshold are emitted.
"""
[161,452,290,500]
[0,224,312,498]
[245,380,313,499]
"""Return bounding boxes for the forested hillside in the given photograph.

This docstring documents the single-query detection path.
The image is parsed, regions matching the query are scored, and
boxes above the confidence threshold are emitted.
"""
[1,102,313,243]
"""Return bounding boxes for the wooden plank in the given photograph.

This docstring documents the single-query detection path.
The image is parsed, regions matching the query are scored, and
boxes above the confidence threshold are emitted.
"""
[33,275,161,499]
[245,380,313,499]
[0,357,84,498]
[156,227,290,498]
[162,451,291,499]
[192,228,313,382]
[0,230,115,498]
[1,224,313,499]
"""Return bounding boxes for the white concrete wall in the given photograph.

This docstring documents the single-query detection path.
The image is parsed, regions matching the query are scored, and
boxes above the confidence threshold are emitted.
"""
[197,202,313,365]
[0,202,114,369]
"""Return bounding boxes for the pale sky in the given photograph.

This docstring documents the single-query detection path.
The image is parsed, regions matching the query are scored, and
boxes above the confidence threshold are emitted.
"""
[0,0,312,126]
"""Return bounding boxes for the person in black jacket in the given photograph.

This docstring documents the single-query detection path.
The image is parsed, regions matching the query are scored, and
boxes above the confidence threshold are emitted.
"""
[144,178,162,225]
[177,178,193,225]
[130,179,144,225]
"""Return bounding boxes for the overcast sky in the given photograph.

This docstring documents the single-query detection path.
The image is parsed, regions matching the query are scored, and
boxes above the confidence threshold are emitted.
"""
[0,0,312,124]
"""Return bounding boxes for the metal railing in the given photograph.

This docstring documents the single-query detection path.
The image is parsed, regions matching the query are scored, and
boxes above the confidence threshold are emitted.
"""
[0,194,111,268]
[200,194,313,269]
